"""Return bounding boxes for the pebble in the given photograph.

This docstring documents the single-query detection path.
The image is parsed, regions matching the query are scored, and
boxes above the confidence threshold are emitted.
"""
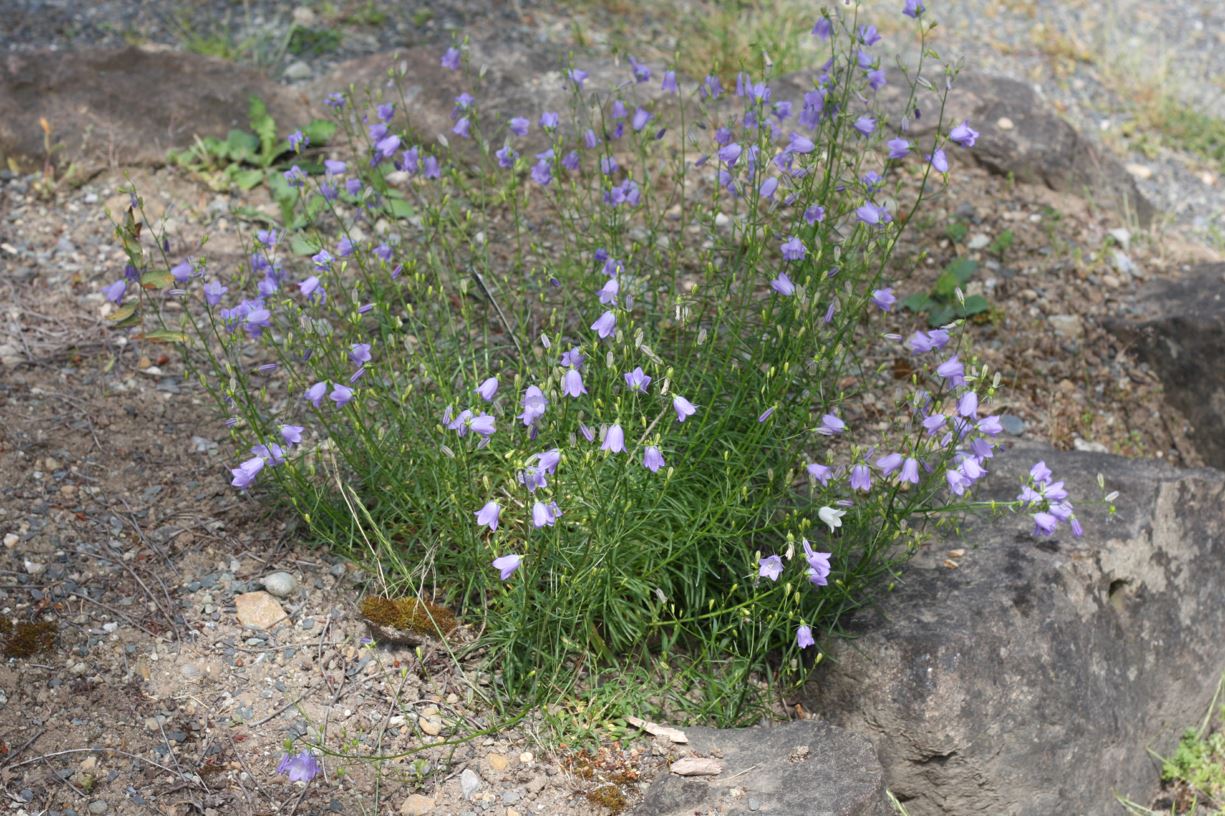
[748,795,763,811]
[399,794,434,815]
[501,790,522,804]
[967,233,991,250]
[1073,437,1109,453]
[234,591,287,629]
[1111,249,1140,278]
[1001,415,1026,436]
[1108,228,1130,250]
[1048,314,1084,340]
[419,717,443,736]
[4,533,18,548]
[261,571,298,598]
[460,768,482,799]
[284,61,313,80]
[88,800,107,814]
[487,753,510,772]
[1125,162,1153,180]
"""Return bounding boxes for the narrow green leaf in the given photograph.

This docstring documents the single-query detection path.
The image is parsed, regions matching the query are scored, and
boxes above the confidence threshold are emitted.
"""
[144,329,188,344]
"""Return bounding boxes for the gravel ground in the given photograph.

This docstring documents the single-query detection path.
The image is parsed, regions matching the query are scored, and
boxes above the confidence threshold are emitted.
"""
[1,2,1222,814]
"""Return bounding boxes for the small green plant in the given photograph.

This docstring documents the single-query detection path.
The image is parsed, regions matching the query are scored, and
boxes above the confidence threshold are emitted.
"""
[167,96,335,221]
[288,25,342,57]
[988,228,1014,259]
[901,257,990,327]
[944,219,969,244]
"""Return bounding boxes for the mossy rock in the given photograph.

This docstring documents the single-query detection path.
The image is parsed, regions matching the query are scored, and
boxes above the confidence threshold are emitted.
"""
[359,595,459,646]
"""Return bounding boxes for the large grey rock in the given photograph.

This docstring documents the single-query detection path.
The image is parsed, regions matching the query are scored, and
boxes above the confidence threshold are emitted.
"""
[772,71,1153,225]
[1105,263,1225,469]
[804,445,1225,815]
[634,719,889,816]
[0,47,311,171]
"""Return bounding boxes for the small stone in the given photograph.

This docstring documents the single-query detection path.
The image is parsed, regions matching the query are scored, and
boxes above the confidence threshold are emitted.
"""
[460,768,482,799]
[419,717,443,736]
[501,789,522,804]
[3,533,18,548]
[1111,249,1141,278]
[1125,162,1153,180]
[235,592,287,629]
[714,212,731,230]
[526,775,547,793]
[518,752,533,764]
[507,810,522,816]
[1049,314,1084,340]
[748,795,763,811]
[180,663,202,680]
[967,233,991,250]
[1001,415,1026,436]
[487,753,511,772]
[399,794,434,815]
[261,571,298,598]
[24,559,46,575]
[1073,437,1109,453]
[284,61,312,81]
[292,6,317,26]
[89,801,108,814]
[1108,228,1130,250]
[996,116,1015,130]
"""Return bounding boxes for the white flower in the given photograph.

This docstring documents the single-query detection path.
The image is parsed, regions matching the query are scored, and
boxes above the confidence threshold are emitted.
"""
[818,505,846,533]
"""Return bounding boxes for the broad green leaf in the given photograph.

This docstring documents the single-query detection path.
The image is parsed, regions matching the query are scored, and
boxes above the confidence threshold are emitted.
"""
[248,96,278,165]
[108,303,139,326]
[927,305,955,327]
[144,329,188,344]
[301,118,337,146]
[225,129,260,163]
[961,295,990,315]
[290,234,322,256]
[385,197,416,219]
[946,257,978,284]
[141,268,173,289]
[901,292,933,312]
[234,168,265,190]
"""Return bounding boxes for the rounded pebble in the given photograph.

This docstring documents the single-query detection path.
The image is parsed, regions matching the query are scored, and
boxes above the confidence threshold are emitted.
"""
[261,571,298,598]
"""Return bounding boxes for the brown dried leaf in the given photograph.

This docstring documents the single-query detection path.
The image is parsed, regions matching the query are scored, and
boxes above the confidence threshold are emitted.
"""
[670,757,723,776]
[625,716,688,744]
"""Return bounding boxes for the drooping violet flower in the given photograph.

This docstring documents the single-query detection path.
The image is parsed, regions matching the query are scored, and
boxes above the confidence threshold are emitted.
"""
[476,501,501,532]
[900,457,920,485]
[853,115,876,136]
[759,554,784,582]
[288,130,308,152]
[850,464,872,493]
[496,145,519,169]
[803,539,832,586]
[560,347,585,369]
[452,117,471,139]
[673,396,697,423]
[817,505,846,532]
[602,424,626,453]
[624,367,652,393]
[476,377,499,402]
[796,624,815,649]
[591,310,617,339]
[643,445,665,472]
[251,442,285,466]
[280,425,304,445]
[871,288,896,311]
[277,750,321,783]
[171,259,195,284]
[493,553,522,579]
[568,68,588,88]
[812,17,832,39]
[876,452,903,475]
[807,463,833,485]
[868,68,887,91]
[469,413,496,437]
[631,108,651,132]
[305,382,328,408]
[771,271,796,296]
[804,205,826,224]
[518,386,548,428]
[929,149,949,173]
[958,391,979,418]
[329,384,354,407]
[903,0,925,17]
[441,47,461,70]
[662,71,678,94]
[350,343,372,366]
[598,276,619,305]
[857,202,886,225]
[562,151,580,172]
[1032,512,1058,537]
[531,501,558,528]
[936,355,965,386]
[817,413,846,436]
[530,160,552,186]
[758,407,775,423]
[780,236,807,261]
[103,279,126,304]
[949,120,979,148]
[230,456,264,490]
[887,138,911,159]
[562,368,587,398]
[539,111,560,130]
[580,423,595,442]
[718,142,742,166]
